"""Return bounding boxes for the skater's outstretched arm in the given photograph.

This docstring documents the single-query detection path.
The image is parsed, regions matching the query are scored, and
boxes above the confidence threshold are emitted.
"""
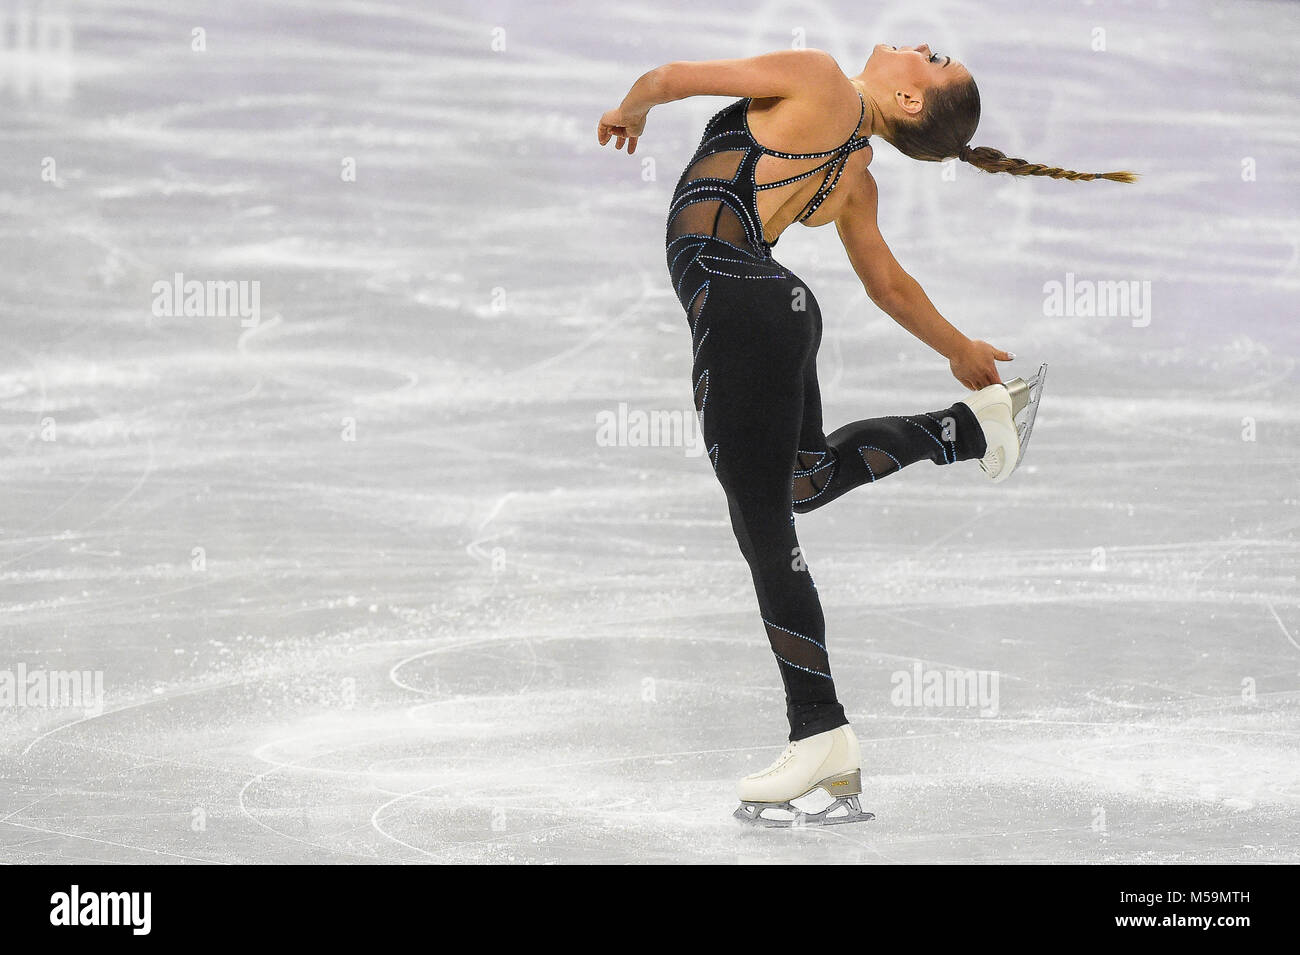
[835,173,1012,390]
[597,49,843,155]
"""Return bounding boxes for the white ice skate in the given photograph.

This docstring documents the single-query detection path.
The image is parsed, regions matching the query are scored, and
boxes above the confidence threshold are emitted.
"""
[733,724,873,827]
[958,362,1048,483]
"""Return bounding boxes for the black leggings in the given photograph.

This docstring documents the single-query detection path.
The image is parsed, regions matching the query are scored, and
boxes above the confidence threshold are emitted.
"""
[670,236,987,740]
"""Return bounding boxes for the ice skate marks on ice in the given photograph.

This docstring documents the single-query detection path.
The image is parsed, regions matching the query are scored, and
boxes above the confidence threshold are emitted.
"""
[734,771,874,828]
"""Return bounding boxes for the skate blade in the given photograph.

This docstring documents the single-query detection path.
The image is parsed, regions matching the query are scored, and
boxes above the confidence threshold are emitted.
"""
[733,794,874,829]
[1003,362,1047,470]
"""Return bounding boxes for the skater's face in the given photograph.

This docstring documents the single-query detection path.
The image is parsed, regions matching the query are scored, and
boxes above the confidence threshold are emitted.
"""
[863,43,970,120]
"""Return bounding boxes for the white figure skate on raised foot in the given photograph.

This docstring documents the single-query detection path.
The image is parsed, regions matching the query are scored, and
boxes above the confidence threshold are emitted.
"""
[734,724,873,827]
[958,362,1048,483]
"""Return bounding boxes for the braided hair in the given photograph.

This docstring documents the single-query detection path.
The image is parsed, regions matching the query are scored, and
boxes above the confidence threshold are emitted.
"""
[889,74,1138,183]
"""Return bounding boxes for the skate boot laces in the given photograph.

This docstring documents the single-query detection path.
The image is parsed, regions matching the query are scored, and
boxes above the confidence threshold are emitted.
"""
[754,742,799,778]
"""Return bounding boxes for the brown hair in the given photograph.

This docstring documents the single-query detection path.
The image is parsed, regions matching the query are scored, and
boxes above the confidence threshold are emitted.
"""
[889,75,1138,183]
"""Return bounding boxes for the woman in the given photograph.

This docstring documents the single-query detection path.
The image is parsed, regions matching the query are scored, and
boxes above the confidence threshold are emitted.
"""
[597,45,1134,826]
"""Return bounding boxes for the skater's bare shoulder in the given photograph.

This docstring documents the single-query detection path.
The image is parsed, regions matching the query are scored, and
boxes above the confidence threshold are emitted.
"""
[837,168,879,219]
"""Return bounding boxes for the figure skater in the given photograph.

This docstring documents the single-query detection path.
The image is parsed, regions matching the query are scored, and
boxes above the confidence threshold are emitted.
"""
[597,45,1134,826]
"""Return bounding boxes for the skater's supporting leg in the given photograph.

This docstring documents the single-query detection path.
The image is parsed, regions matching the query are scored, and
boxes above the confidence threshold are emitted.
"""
[686,260,849,741]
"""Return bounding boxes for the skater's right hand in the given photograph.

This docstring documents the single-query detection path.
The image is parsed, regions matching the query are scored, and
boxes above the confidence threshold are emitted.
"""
[950,340,1014,390]
[597,106,647,154]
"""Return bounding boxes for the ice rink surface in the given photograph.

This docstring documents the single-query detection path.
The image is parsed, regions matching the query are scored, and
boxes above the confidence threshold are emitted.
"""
[0,0,1297,863]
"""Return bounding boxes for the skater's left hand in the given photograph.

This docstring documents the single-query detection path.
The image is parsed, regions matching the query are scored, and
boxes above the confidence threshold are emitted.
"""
[597,106,647,154]
[951,340,1014,390]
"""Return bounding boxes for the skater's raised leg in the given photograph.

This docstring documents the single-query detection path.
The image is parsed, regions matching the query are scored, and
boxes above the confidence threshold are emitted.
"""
[788,290,989,513]
[792,402,988,513]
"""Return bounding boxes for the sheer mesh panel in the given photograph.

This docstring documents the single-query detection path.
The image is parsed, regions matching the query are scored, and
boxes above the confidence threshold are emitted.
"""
[792,450,835,506]
[683,149,744,182]
[667,150,750,245]
[693,369,709,416]
[711,202,748,246]
[667,198,749,245]
[764,620,829,678]
[687,284,707,326]
[667,199,721,243]
[860,446,901,482]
